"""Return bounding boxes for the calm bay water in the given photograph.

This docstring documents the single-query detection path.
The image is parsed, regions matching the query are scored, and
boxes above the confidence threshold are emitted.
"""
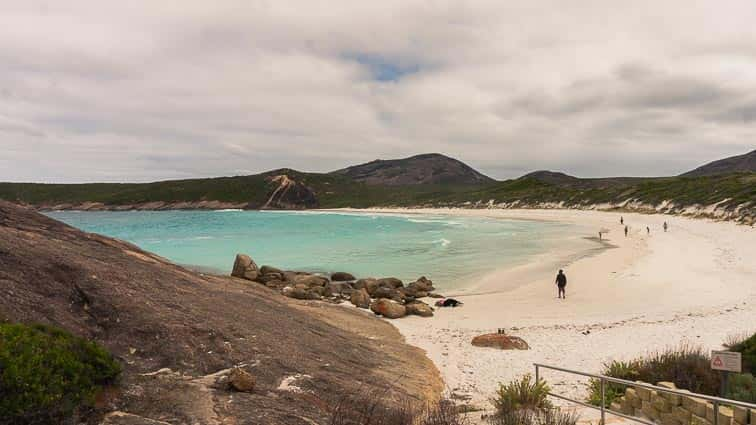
[47,210,587,290]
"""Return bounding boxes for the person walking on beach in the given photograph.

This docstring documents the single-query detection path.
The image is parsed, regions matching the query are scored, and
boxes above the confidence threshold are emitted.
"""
[624,225,628,237]
[620,216,624,225]
[555,269,567,299]
[646,226,650,235]
[663,221,668,232]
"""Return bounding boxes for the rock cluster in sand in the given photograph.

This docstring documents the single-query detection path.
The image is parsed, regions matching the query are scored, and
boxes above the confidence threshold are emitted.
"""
[231,253,442,319]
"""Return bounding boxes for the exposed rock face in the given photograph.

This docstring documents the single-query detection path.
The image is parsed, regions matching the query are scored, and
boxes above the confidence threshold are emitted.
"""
[370,299,407,319]
[471,333,530,350]
[231,254,258,280]
[0,201,442,424]
[228,368,256,392]
[331,272,356,281]
[261,174,318,209]
[331,153,494,186]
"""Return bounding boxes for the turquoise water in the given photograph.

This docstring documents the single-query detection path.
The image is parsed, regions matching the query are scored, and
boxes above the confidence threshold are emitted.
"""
[47,210,585,290]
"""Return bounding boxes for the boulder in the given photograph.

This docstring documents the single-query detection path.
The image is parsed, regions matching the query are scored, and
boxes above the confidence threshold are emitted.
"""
[259,265,283,275]
[327,281,353,296]
[412,276,434,292]
[471,333,529,350]
[331,272,356,281]
[405,302,434,317]
[350,288,370,308]
[231,254,259,281]
[287,287,308,300]
[353,278,376,291]
[256,272,284,284]
[372,286,398,300]
[376,277,403,288]
[228,367,255,392]
[305,290,322,300]
[294,274,329,288]
[264,280,286,289]
[370,299,406,319]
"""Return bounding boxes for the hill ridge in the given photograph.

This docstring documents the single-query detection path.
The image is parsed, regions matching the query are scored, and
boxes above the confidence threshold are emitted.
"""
[331,153,494,186]
[682,149,756,177]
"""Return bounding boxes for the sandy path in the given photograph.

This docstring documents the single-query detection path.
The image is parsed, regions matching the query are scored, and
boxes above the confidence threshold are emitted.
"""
[342,208,756,407]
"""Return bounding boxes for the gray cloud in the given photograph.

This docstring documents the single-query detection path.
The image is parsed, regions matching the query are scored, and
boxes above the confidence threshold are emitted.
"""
[0,0,755,182]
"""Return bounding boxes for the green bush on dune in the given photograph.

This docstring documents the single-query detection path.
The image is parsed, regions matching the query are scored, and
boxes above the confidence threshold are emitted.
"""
[727,332,756,374]
[0,323,121,424]
[490,374,552,415]
[589,345,720,407]
[589,336,756,407]
[488,375,578,425]
[725,331,756,403]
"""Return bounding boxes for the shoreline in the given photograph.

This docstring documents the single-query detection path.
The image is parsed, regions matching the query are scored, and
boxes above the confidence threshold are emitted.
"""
[350,208,756,406]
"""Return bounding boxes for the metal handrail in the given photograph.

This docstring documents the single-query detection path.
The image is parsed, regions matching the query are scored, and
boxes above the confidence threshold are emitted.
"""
[534,363,756,425]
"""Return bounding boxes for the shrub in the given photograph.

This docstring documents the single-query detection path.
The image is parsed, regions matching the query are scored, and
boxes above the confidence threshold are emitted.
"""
[587,360,639,407]
[487,408,579,425]
[588,345,721,407]
[327,390,469,425]
[726,331,756,374]
[491,374,551,416]
[726,373,756,404]
[0,323,121,424]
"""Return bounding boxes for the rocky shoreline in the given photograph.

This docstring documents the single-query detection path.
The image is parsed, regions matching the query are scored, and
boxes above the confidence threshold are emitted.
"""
[231,253,441,319]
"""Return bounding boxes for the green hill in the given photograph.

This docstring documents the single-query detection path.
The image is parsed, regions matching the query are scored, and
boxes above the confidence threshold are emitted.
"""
[0,154,753,223]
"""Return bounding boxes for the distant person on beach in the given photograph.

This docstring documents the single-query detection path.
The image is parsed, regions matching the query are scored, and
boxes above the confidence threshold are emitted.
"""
[555,269,567,299]
[598,231,602,240]
[620,216,624,225]
[624,225,628,237]
[663,222,668,232]
[646,226,650,235]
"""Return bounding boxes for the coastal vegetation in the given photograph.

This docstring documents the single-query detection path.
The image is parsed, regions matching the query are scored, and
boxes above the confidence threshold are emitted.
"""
[488,375,578,425]
[0,323,121,424]
[0,152,753,223]
[588,337,756,407]
[327,391,469,425]
[490,374,551,414]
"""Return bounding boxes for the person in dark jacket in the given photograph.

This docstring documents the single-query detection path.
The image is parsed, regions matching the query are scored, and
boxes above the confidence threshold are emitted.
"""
[555,269,567,299]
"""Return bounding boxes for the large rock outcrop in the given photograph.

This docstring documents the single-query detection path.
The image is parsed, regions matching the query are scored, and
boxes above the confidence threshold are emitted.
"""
[261,174,318,209]
[0,201,442,424]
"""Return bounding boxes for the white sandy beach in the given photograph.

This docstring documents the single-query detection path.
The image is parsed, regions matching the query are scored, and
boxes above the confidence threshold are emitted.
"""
[348,208,756,407]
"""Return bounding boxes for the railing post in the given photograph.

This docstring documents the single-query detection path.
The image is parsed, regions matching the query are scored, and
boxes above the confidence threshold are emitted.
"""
[535,364,540,383]
[600,377,606,425]
[713,400,718,425]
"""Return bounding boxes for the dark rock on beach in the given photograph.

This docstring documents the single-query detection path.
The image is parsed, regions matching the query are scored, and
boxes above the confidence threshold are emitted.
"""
[370,299,407,319]
[350,288,371,308]
[331,271,356,281]
[405,301,434,317]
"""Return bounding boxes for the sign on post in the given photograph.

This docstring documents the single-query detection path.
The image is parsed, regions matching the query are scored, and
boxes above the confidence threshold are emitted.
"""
[711,350,742,373]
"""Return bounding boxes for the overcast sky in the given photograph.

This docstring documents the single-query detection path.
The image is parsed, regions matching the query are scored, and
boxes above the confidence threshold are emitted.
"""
[1,1,755,182]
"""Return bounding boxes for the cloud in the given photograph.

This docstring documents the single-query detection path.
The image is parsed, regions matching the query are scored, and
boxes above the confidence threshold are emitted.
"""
[0,0,755,182]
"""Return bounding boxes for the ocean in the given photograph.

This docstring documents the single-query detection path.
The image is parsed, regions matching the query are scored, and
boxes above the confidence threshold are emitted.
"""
[47,210,593,290]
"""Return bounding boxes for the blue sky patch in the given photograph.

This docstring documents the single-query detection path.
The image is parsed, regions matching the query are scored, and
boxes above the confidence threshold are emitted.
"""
[345,52,420,82]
